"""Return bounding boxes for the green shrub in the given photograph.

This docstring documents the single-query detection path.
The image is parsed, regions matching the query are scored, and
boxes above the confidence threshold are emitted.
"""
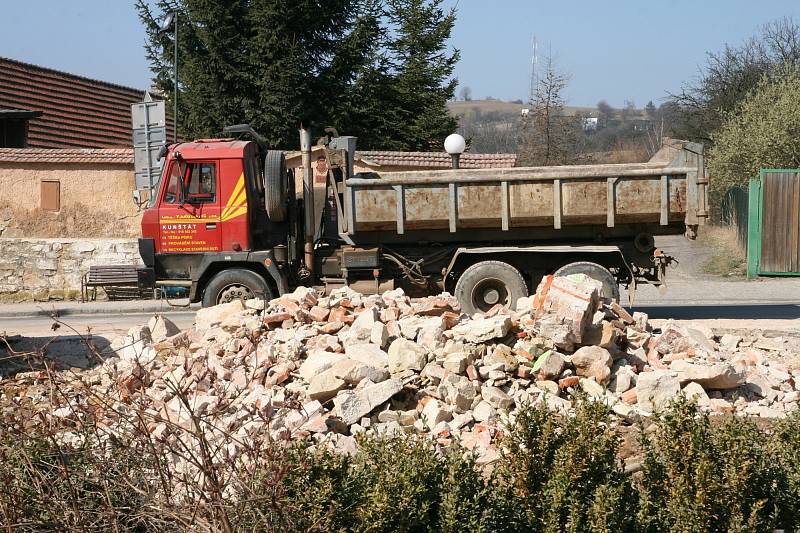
[636,397,788,533]
[0,428,175,531]
[496,400,634,532]
[4,399,800,532]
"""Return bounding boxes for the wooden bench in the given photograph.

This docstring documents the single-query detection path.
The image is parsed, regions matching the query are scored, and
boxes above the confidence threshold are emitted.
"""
[81,264,151,301]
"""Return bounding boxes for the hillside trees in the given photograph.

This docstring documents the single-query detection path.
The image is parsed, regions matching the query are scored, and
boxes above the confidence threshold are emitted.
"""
[136,0,459,149]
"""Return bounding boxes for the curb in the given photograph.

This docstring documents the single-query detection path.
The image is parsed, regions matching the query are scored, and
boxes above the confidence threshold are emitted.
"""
[0,302,198,319]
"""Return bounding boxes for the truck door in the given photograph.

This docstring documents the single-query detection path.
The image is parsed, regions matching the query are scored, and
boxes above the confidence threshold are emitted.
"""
[158,160,222,253]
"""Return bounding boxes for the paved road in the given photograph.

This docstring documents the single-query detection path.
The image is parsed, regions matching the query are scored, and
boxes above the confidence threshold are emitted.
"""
[1,311,195,375]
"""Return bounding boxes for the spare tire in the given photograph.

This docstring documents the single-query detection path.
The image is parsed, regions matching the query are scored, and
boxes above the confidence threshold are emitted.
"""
[264,150,287,222]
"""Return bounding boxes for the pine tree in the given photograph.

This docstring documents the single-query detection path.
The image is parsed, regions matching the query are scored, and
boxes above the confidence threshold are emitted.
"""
[136,0,460,150]
[385,0,460,150]
[136,0,253,139]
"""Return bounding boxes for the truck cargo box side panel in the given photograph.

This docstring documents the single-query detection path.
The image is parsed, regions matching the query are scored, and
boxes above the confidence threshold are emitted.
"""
[352,176,690,231]
[346,139,703,237]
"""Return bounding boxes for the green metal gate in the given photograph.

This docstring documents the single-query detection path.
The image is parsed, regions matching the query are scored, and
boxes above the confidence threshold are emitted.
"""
[747,169,800,277]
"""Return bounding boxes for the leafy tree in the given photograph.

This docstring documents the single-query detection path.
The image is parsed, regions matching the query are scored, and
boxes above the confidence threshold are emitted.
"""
[135,0,459,150]
[708,67,800,207]
[645,100,657,118]
[669,16,800,143]
[596,100,614,127]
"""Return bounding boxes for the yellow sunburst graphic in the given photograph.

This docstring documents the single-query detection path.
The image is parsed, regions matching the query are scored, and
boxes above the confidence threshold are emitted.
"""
[220,173,248,222]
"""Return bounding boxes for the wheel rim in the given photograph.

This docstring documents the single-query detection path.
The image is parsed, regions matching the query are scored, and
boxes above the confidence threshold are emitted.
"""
[217,283,254,304]
[470,277,509,312]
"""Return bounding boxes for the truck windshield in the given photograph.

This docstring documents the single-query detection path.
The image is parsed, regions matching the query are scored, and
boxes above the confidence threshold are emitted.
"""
[162,161,184,204]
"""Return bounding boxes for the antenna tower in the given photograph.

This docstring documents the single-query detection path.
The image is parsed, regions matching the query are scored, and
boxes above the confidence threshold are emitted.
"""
[529,35,539,104]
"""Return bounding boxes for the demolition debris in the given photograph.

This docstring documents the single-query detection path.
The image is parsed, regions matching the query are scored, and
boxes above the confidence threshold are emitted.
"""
[2,274,800,467]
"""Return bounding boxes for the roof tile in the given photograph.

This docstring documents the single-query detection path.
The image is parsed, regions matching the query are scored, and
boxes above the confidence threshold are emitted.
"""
[356,150,516,169]
[0,148,134,165]
[0,57,173,149]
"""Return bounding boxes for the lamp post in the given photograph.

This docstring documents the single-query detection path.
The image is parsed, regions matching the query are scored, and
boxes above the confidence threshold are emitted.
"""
[444,133,466,169]
[159,12,178,143]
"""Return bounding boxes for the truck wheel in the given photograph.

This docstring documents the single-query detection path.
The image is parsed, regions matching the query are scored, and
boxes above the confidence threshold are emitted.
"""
[202,269,273,307]
[264,150,287,222]
[554,261,620,302]
[455,261,528,315]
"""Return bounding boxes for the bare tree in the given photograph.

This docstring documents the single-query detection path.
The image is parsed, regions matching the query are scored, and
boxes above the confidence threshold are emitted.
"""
[459,85,472,101]
[669,16,800,142]
[620,99,637,121]
[518,54,578,165]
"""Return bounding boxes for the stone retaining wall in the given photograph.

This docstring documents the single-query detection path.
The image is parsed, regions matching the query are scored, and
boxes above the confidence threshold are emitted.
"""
[0,238,140,302]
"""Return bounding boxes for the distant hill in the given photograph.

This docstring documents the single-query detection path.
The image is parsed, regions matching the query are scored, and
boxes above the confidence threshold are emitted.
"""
[448,99,600,119]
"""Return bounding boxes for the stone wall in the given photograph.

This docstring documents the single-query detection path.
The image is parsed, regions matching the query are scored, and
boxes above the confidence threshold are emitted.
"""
[0,238,140,302]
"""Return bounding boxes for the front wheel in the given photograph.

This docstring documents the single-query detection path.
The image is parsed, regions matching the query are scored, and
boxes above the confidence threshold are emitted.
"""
[201,269,273,307]
[454,260,528,315]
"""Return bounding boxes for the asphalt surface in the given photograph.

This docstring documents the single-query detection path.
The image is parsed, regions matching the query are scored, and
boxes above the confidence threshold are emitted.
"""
[1,311,196,375]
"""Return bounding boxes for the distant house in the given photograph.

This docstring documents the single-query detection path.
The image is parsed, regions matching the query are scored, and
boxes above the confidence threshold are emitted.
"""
[582,117,599,131]
[0,56,172,148]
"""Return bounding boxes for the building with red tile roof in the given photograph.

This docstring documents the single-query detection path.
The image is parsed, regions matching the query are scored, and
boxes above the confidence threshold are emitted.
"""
[0,57,170,149]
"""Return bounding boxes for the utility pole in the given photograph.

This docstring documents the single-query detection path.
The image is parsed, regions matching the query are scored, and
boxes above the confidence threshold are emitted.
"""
[173,12,178,143]
[159,12,179,143]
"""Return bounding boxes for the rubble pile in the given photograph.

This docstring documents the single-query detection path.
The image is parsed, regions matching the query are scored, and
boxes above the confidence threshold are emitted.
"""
[2,274,800,466]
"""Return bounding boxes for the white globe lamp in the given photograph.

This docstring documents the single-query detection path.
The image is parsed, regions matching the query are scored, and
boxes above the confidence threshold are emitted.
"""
[444,133,466,169]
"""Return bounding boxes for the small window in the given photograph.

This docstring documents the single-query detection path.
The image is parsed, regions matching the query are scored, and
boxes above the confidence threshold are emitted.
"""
[41,180,60,211]
[186,162,216,203]
[0,119,28,148]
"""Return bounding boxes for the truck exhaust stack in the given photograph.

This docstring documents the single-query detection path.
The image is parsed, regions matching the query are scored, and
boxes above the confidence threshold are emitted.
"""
[300,126,314,278]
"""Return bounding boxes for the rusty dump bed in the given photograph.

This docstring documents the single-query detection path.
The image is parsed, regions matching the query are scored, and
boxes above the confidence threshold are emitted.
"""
[340,139,708,244]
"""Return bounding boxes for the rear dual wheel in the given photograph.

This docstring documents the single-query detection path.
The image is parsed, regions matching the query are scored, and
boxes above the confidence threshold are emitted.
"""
[453,259,620,315]
[455,261,528,315]
[554,261,620,302]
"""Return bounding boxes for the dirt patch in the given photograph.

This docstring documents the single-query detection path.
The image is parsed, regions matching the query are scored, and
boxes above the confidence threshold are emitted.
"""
[0,202,139,238]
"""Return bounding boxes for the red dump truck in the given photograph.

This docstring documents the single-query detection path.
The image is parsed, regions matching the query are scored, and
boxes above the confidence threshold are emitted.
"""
[136,126,708,313]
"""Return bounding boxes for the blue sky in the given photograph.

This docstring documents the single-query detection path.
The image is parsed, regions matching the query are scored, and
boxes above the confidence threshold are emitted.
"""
[2,1,799,107]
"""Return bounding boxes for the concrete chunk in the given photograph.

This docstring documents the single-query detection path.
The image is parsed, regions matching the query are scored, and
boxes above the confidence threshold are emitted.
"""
[636,371,680,412]
[333,379,403,425]
[387,338,428,373]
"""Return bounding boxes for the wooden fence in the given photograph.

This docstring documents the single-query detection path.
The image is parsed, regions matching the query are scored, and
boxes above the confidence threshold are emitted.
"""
[747,169,800,277]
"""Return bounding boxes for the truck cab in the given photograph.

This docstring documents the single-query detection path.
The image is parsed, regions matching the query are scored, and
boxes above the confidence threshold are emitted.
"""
[139,138,292,306]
